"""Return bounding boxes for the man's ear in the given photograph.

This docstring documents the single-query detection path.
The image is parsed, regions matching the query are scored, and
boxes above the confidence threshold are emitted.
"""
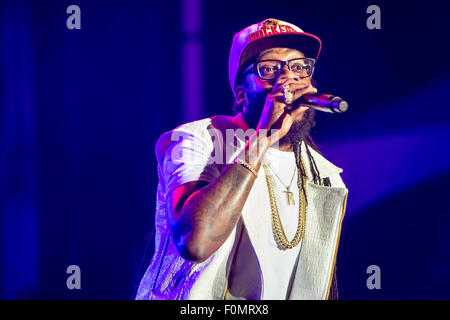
[234,85,247,107]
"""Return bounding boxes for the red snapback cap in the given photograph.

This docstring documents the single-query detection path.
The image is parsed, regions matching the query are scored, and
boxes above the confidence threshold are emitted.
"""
[228,18,322,99]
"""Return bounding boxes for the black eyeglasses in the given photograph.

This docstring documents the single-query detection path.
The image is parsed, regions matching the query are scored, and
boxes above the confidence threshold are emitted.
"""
[244,58,315,80]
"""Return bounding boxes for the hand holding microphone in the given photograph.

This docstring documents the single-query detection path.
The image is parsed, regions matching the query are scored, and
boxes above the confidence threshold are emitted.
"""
[256,78,348,146]
[256,79,318,145]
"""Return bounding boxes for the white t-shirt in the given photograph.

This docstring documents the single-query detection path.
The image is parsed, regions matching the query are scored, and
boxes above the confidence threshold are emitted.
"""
[261,147,303,300]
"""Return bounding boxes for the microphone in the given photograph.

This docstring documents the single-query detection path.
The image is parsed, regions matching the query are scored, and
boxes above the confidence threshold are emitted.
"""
[295,93,349,113]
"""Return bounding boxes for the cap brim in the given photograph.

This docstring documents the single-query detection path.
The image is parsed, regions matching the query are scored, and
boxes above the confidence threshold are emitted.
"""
[239,32,322,70]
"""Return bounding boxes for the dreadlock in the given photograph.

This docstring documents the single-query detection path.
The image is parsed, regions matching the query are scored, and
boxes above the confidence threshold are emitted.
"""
[286,107,324,185]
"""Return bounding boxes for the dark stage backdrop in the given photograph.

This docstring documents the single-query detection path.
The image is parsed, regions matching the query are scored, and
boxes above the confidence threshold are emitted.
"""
[1,0,449,299]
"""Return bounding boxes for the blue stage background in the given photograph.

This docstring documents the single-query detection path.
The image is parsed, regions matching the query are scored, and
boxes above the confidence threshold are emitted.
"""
[1,0,449,299]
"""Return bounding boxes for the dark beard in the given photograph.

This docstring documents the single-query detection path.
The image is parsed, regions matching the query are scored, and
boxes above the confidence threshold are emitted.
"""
[283,108,316,147]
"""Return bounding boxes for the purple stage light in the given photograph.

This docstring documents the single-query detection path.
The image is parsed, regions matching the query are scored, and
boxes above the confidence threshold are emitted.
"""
[181,0,204,122]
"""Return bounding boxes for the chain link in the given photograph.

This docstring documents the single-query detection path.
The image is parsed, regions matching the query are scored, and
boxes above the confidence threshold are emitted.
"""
[263,163,306,249]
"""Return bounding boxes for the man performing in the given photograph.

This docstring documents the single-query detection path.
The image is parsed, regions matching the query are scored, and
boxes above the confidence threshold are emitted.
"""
[136,18,348,300]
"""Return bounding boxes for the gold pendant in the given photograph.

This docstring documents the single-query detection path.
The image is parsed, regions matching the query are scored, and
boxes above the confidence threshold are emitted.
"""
[283,187,295,206]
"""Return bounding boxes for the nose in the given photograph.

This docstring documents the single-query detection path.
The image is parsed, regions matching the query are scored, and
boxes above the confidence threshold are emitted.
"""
[277,65,300,83]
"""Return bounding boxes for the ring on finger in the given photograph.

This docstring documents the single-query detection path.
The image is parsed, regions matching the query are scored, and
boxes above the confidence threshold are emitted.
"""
[284,91,294,104]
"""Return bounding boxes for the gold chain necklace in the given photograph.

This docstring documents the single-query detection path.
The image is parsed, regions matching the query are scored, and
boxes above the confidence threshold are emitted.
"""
[263,162,307,249]
[266,163,297,206]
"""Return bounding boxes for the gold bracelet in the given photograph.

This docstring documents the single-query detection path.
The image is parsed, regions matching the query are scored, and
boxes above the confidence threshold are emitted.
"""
[233,158,258,178]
